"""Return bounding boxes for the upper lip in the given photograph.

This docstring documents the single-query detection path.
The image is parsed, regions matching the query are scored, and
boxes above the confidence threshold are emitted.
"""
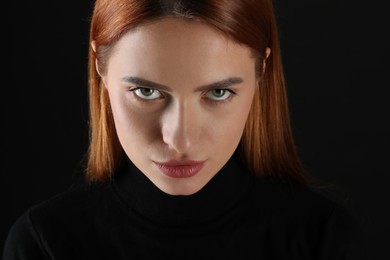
[153,160,206,166]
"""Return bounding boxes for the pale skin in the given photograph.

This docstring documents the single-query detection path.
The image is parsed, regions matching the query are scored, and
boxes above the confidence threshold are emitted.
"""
[94,17,270,195]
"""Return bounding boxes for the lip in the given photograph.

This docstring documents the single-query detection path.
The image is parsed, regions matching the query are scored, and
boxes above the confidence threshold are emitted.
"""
[153,160,206,178]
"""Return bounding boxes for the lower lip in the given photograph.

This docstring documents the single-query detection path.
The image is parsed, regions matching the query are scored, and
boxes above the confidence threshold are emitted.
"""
[154,162,205,178]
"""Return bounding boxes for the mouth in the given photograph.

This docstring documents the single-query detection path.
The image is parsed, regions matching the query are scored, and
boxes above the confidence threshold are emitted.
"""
[153,160,206,178]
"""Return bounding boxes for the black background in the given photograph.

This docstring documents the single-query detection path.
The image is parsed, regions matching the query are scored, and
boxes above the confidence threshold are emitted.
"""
[2,0,389,259]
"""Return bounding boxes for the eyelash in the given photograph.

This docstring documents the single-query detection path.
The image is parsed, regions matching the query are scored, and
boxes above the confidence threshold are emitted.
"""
[128,86,237,105]
[202,89,237,105]
[128,87,164,103]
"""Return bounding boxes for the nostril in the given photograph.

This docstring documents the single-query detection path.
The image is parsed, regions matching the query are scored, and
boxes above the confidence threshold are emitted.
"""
[161,123,199,154]
[160,101,201,153]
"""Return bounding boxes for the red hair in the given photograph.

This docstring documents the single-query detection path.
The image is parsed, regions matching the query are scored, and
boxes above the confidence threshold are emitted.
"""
[85,0,309,186]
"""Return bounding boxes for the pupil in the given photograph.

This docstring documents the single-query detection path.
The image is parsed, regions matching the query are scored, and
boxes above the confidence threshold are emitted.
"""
[214,89,225,97]
[141,88,153,96]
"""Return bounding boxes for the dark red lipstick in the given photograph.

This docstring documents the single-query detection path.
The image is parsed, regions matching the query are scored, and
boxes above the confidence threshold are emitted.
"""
[154,160,205,178]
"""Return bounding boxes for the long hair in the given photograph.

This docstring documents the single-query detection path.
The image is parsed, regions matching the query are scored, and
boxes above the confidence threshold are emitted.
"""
[85,0,309,186]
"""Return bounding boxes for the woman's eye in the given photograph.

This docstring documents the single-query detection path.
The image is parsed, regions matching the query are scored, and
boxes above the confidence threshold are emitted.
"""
[133,88,162,100]
[204,89,233,101]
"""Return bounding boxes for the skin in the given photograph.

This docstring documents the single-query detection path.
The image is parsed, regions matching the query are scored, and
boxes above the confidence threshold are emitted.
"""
[98,17,267,195]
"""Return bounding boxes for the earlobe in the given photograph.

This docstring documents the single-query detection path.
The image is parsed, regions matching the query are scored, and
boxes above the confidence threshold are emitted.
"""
[262,47,271,74]
[95,59,102,77]
[265,47,271,59]
[91,40,97,53]
[91,40,104,80]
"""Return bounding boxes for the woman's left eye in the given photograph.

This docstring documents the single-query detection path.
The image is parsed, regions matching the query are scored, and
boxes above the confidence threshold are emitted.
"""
[204,89,234,101]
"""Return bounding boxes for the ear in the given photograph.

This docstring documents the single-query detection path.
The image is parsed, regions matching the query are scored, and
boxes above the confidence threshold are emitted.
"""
[91,40,97,53]
[262,47,271,74]
[91,40,104,78]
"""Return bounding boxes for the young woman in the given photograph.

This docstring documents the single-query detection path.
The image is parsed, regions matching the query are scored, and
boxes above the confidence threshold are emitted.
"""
[4,0,367,259]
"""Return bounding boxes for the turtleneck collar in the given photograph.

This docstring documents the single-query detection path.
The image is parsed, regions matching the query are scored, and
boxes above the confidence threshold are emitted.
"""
[112,151,253,227]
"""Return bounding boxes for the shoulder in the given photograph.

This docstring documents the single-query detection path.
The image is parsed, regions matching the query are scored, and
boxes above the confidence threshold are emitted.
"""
[3,181,113,259]
[250,175,365,228]
[250,175,346,216]
[266,176,361,232]
[26,180,110,218]
[27,180,115,230]
[3,209,50,260]
[249,175,368,259]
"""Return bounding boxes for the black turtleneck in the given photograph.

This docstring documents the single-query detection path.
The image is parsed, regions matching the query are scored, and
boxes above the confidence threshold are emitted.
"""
[3,153,367,259]
[114,152,251,228]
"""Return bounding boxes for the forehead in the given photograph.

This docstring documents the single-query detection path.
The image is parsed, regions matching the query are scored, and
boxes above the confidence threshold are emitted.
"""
[107,18,255,82]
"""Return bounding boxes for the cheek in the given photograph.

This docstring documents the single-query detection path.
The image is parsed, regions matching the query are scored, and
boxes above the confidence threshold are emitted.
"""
[208,101,253,149]
[108,92,160,145]
[215,110,248,140]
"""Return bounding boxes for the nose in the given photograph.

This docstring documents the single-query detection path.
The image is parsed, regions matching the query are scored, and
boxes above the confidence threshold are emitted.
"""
[161,100,201,154]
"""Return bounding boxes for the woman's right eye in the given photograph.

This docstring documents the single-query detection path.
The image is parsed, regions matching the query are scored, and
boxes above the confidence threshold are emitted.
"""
[131,87,163,100]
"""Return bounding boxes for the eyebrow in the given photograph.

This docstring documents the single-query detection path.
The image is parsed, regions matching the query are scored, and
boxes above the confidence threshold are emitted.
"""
[121,76,244,92]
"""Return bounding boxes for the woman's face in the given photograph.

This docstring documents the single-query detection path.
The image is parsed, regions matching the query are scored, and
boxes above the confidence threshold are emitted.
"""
[102,17,257,195]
